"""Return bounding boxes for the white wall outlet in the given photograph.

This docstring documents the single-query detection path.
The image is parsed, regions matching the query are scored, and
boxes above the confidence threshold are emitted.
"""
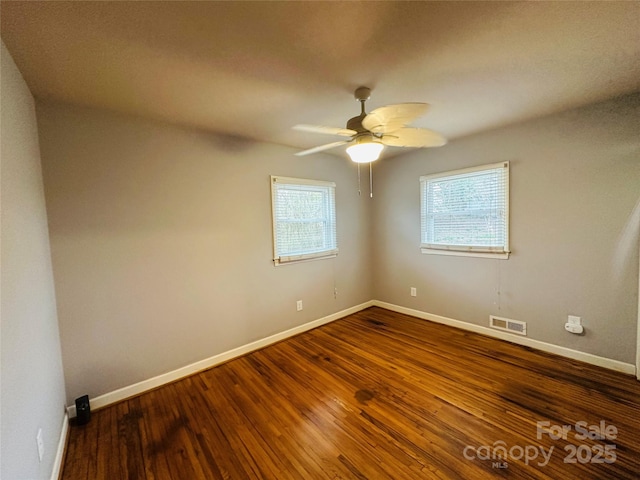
[410,287,417,297]
[296,300,303,311]
[568,315,581,325]
[36,428,44,462]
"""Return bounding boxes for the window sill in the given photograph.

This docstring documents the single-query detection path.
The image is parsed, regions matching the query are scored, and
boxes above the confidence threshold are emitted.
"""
[274,251,338,266]
[420,248,510,260]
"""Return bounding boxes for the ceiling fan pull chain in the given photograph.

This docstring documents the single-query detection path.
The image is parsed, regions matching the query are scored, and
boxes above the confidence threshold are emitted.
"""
[369,162,373,198]
[357,163,361,196]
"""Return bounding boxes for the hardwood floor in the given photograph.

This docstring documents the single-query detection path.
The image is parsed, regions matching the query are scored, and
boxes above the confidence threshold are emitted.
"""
[61,307,640,479]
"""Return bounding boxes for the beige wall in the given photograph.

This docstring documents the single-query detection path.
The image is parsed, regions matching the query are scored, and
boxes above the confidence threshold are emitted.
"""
[0,42,67,479]
[372,93,640,364]
[36,102,373,403]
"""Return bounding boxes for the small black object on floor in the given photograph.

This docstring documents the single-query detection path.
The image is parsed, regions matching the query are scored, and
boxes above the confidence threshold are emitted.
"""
[75,395,91,426]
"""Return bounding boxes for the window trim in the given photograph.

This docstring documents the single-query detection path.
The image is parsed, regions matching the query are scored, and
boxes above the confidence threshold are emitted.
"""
[419,162,510,259]
[270,176,338,266]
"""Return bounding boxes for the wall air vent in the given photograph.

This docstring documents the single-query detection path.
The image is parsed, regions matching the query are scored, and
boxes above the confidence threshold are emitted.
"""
[490,315,527,336]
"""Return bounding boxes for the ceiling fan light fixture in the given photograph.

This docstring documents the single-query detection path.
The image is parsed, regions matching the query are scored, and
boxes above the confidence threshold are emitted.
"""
[346,136,384,163]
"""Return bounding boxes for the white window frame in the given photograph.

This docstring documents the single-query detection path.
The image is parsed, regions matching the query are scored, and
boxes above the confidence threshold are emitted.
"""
[271,176,338,266]
[420,162,510,259]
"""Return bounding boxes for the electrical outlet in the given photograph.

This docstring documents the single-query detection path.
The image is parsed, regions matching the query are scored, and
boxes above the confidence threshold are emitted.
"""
[296,300,303,311]
[410,287,417,297]
[36,428,44,462]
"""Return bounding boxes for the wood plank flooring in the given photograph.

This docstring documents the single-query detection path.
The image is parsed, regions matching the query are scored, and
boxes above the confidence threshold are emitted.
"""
[61,307,640,479]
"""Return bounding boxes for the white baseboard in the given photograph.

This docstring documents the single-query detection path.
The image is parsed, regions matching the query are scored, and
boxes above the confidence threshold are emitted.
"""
[67,301,374,417]
[373,300,636,376]
[66,299,635,417]
[50,412,69,480]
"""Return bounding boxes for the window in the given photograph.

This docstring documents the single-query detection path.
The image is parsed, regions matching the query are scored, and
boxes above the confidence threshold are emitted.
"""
[420,162,510,259]
[271,176,338,265]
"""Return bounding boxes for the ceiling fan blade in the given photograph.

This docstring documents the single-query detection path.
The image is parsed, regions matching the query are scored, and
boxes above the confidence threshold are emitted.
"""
[293,124,357,137]
[295,140,349,156]
[362,103,430,134]
[381,128,447,148]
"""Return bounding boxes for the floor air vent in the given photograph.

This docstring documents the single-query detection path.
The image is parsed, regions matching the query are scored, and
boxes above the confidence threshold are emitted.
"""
[490,315,527,336]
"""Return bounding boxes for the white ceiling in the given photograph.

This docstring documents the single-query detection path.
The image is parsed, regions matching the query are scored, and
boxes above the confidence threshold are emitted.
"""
[2,1,639,159]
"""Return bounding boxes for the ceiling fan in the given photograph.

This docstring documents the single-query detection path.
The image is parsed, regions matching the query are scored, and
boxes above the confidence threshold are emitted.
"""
[293,86,447,163]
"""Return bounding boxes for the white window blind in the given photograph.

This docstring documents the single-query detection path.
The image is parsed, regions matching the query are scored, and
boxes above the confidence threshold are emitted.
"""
[420,162,510,258]
[271,176,338,265]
